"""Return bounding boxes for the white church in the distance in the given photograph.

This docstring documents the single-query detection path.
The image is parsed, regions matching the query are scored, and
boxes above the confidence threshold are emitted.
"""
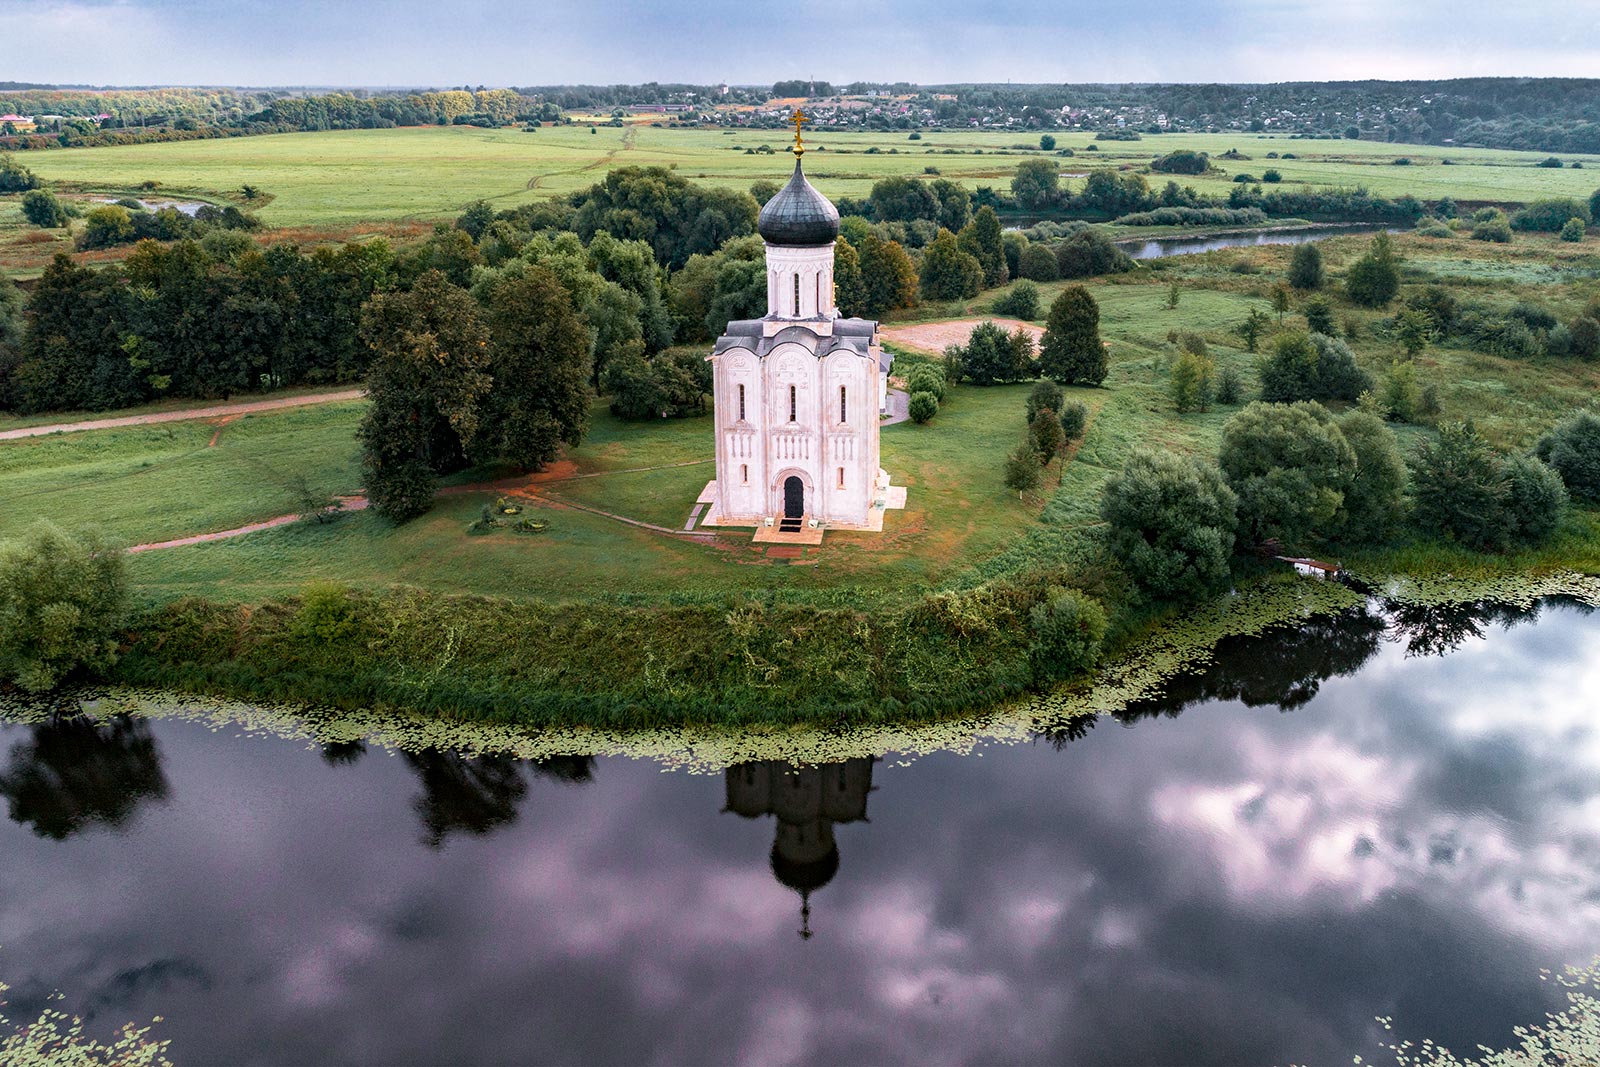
[700,119,904,538]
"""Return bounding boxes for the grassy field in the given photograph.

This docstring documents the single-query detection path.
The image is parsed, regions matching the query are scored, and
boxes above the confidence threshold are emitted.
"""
[7,125,1599,235]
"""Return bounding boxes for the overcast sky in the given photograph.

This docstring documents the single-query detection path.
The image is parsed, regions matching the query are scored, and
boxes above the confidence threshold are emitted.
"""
[7,0,1600,87]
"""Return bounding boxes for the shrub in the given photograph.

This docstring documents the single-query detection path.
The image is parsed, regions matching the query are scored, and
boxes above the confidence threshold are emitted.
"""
[1004,441,1042,494]
[1570,317,1600,361]
[1510,198,1590,232]
[1040,286,1106,386]
[1415,217,1453,238]
[1170,349,1214,414]
[1027,587,1107,683]
[955,320,1029,385]
[0,522,127,692]
[0,153,39,192]
[1150,149,1209,175]
[1287,242,1323,290]
[1409,422,1512,551]
[1029,408,1065,465]
[1058,400,1088,440]
[1100,449,1238,602]
[1337,410,1409,541]
[1054,229,1133,280]
[1502,454,1567,545]
[1534,411,1600,502]
[1303,296,1334,335]
[905,362,947,402]
[1537,156,1565,168]
[1258,330,1372,404]
[20,189,68,228]
[1561,217,1586,242]
[1472,218,1513,243]
[908,390,939,423]
[1262,169,1282,183]
[1379,360,1421,422]
[1219,400,1357,547]
[992,279,1042,318]
[1215,365,1244,405]
[1344,233,1401,307]
[1026,379,1063,423]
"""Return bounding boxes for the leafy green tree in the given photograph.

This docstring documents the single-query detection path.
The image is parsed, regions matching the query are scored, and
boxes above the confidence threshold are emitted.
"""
[1288,242,1324,290]
[1004,440,1042,495]
[1258,330,1372,404]
[1019,244,1059,282]
[749,180,779,205]
[857,235,919,315]
[476,267,593,470]
[868,176,940,223]
[602,352,665,419]
[1059,400,1088,439]
[1561,217,1586,242]
[0,153,39,192]
[1219,400,1357,547]
[1039,134,1057,151]
[1170,349,1214,413]
[1502,454,1567,545]
[1304,296,1334,335]
[1378,359,1421,422]
[1534,410,1600,502]
[1237,308,1269,352]
[908,390,938,423]
[928,178,972,232]
[78,205,134,249]
[1150,150,1209,175]
[1344,232,1401,307]
[1270,283,1291,323]
[0,522,127,692]
[1215,365,1244,405]
[905,362,946,401]
[20,189,67,228]
[832,236,868,317]
[358,271,492,522]
[1054,229,1133,279]
[956,206,1007,288]
[1028,586,1107,683]
[1040,286,1106,386]
[919,229,983,301]
[1099,449,1238,602]
[454,200,496,242]
[956,320,1022,385]
[1010,158,1061,211]
[1409,421,1511,551]
[1510,198,1591,232]
[1570,316,1600,361]
[586,231,674,353]
[1030,407,1065,467]
[1335,410,1408,541]
[1393,308,1431,358]
[573,166,758,269]
[1027,379,1063,423]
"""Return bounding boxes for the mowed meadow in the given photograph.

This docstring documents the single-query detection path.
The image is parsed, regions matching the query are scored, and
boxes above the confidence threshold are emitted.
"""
[16,122,1600,232]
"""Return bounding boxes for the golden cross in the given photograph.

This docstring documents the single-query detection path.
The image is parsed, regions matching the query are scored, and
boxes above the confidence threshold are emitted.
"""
[790,109,810,157]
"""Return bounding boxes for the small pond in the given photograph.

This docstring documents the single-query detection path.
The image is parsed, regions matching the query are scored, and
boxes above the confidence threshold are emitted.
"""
[2,596,1597,1064]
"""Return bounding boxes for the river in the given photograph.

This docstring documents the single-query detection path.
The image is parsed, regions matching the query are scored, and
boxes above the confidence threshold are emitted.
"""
[1114,224,1395,260]
[2,596,1597,1064]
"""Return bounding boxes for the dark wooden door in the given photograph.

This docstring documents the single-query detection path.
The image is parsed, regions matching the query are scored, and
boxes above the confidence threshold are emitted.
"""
[783,476,804,518]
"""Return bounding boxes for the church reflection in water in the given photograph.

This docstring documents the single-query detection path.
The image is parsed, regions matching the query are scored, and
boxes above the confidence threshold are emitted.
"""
[723,757,876,939]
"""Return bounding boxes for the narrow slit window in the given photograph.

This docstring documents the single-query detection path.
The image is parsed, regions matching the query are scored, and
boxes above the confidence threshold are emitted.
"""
[793,274,800,317]
[737,383,745,421]
[816,273,822,312]
[789,384,797,422]
[840,385,847,423]
[741,463,748,484]
[837,466,845,489]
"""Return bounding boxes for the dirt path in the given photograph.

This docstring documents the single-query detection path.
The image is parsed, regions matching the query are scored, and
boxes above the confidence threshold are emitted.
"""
[0,389,365,442]
[880,318,1044,357]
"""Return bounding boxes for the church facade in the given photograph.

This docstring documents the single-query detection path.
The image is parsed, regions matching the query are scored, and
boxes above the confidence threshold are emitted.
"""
[703,143,897,533]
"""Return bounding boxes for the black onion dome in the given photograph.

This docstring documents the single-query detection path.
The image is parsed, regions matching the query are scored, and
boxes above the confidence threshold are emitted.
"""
[757,160,840,246]
[770,841,840,894]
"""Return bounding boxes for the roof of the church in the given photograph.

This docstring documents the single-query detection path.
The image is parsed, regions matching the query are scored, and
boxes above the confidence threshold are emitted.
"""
[711,318,891,372]
[757,159,840,246]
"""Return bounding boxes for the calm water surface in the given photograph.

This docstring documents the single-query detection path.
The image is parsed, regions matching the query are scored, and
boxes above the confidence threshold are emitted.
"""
[3,599,1598,1065]
[1115,225,1396,260]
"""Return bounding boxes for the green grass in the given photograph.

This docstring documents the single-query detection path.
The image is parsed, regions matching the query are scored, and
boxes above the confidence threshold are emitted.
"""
[7,126,1599,235]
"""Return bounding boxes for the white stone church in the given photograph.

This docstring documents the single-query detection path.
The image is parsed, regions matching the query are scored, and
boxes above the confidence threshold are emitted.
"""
[700,147,903,536]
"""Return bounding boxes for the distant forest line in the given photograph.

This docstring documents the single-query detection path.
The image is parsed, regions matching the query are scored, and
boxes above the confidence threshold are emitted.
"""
[1,78,1599,154]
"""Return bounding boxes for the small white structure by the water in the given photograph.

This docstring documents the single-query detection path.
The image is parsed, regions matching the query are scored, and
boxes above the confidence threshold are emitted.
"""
[701,119,901,534]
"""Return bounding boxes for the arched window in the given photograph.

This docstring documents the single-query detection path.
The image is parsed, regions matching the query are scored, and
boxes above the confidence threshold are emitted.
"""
[793,274,800,317]
[789,384,797,422]
[737,383,746,421]
[839,384,847,423]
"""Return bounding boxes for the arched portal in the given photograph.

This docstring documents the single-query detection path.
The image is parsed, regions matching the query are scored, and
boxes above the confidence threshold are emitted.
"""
[783,475,805,518]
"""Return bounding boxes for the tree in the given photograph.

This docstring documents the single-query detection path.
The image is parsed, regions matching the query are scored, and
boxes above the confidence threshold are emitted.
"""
[1019,244,1059,282]
[357,271,492,522]
[1215,365,1243,405]
[1408,421,1511,551]
[573,166,758,269]
[1150,150,1209,175]
[1039,134,1057,151]
[1027,379,1063,423]
[1010,158,1061,211]
[1561,217,1586,242]
[918,229,983,301]
[1393,308,1431,357]
[476,267,593,470]
[0,522,127,692]
[857,235,918,315]
[1219,400,1357,547]
[1570,316,1600,361]
[454,199,496,242]
[1030,408,1065,467]
[1004,441,1042,495]
[1345,232,1401,307]
[1258,330,1372,404]
[1166,279,1181,310]
[1510,198,1590,232]
[749,179,779,205]
[928,178,972,232]
[1028,586,1106,683]
[957,206,1007,288]
[1288,242,1324,290]
[1040,286,1106,386]
[1237,308,1269,352]
[832,236,868,317]
[956,320,1022,385]
[1303,296,1334,335]
[20,189,68,228]
[1170,349,1214,414]
[908,390,938,423]
[1059,400,1087,439]
[868,176,940,223]
[1336,410,1408,542]
[1534,410,1600,502]
[905,362,946,401]
[0,153,39,192]
[992,280,1041,319]
[1502,454,1567,545]
[1270,284,1291,323]
[1099,449,1238,602]
[1055,229,1133,279]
